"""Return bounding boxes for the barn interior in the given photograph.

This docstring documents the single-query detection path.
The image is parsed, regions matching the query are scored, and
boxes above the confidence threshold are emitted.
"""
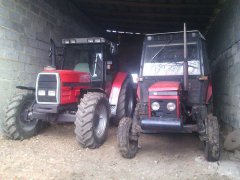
[0,0,239,178]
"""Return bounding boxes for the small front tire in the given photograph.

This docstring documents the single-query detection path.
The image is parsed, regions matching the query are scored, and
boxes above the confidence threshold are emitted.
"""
[204,114,220,162]
[118,117,138,158]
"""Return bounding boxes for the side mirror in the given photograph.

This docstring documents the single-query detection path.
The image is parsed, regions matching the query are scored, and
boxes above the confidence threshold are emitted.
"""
[110,43,118,55]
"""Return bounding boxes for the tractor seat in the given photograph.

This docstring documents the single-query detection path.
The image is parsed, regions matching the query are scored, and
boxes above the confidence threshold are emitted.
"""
[74,63,90,73]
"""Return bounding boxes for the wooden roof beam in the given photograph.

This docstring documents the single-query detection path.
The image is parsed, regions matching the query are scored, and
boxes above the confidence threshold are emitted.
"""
[95,17,207,26]
[75,0,217,9]
[103,24,206,33]
[87,10,211,19]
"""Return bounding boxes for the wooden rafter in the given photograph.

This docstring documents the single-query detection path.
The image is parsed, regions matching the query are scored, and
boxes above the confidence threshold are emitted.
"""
[75,0,216,9]
[87,9,211,19]
[103,24,205,33]
[95,17,207,26]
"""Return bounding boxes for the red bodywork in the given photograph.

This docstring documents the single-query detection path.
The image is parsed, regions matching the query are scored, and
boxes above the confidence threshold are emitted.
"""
[109,72,128,106]
[42,70,128,107]
[137,84,140,100]
[44,70,91,105]
[206,81,212,104]
[148,81,181,92]
[148,81,181,118]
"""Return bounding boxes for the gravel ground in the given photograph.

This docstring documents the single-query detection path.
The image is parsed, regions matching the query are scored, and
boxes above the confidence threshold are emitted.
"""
[0,124,240,180]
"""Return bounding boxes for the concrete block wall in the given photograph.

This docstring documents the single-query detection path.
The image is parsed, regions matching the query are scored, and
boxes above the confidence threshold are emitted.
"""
[0,0,98,128]
[207,0,240,129]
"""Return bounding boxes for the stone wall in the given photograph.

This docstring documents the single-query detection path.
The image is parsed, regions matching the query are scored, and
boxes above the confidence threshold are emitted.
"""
[0,0,98,129]
[207,0,240,129]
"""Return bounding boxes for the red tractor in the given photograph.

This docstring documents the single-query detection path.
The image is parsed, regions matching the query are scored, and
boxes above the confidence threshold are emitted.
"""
[2,37,134,148]
[117,25,220,161]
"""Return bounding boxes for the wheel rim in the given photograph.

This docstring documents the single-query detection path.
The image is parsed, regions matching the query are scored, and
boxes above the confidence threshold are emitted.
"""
[94,103,108,139]
[18,98,38,131]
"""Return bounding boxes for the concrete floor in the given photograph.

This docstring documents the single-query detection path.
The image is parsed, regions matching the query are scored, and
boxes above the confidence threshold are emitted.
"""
[0,124,239,180]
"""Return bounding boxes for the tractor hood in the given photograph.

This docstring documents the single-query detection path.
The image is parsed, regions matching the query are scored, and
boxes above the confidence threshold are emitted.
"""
[43,70,91,84]
[148,81,181,92]
[36,70,91,105]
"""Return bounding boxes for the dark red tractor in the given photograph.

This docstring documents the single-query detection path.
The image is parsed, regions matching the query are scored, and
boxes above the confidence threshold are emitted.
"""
[117,25,220,161]
[2,37,134,148]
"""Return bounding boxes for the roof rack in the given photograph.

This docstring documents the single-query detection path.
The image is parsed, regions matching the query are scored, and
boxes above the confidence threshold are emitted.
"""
[62,37,110,44]
[146,30,205,40]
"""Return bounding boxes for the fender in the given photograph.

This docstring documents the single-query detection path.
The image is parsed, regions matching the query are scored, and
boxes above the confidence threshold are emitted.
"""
[206,81,212,104]
[16,86,35,91]
[84,88,106,94]
[109,72,128,115]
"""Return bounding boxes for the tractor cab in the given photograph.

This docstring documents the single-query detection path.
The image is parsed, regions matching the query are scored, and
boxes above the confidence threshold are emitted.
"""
[139,30,209,129]
[117,26,220,162]
[36,37,119,106]
[59,37,118,91]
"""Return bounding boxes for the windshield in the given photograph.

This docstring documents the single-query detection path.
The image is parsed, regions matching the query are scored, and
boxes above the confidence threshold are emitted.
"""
[63,44,103,80]
[142,43,201,76]
[64,44,102,69]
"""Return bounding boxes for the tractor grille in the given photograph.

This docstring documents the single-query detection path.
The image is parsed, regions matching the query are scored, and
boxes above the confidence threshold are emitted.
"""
[36,73,59,104]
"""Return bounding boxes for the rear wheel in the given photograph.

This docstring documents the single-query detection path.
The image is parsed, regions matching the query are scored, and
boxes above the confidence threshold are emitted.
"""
[204,114,220,162]
[75,92,110,149]
[118,117,138,158]
[115,77,135,125]
[1,93,43,140]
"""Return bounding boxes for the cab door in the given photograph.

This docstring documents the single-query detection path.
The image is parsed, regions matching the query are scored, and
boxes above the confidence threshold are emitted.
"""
[103,44,118,96]
[90,52,104,89]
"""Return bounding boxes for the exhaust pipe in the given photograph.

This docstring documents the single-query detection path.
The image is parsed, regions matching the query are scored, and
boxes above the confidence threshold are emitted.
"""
[50,38,56,68]
[183,23,189,91]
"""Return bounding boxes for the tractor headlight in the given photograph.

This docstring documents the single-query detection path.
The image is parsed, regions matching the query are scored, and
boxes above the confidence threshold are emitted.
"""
[151,102,160,111]
[167,102,176,111]
[48,90,56,96]
[38,90,46,96]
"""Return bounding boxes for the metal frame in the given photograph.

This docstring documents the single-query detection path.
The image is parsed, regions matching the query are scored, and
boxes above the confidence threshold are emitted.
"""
[62,37,110,45]
[146,30,206,40]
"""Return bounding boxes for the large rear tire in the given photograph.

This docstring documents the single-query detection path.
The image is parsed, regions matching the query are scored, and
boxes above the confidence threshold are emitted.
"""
[204,114,220,162]
[1,93,43,140]
[75,92,110,149]
[118,117,138,158]
[114,77,135,126]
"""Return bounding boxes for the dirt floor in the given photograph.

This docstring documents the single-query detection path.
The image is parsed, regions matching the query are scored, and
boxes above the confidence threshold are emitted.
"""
[0,124,240,180]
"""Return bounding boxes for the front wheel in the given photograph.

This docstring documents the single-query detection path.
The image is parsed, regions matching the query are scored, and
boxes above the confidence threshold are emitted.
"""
[204,114,220,162]
[118,117,138,158]
[1,93,43,140]
[75,92,110,149]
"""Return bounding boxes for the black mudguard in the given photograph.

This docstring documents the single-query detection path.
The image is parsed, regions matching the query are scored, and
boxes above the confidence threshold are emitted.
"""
[16,86,35,91]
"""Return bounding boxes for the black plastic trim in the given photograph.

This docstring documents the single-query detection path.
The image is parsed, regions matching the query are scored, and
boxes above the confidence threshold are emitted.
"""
[34,104,59,113]
[63,82,91,87]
